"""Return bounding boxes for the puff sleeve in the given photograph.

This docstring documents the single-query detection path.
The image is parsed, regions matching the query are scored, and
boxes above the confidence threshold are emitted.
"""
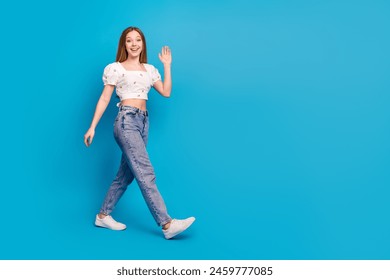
[149,65,161,85]
[102,63,119,85]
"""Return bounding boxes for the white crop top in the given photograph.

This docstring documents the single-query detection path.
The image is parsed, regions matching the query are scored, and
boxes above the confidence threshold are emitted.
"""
[102,62,161,101]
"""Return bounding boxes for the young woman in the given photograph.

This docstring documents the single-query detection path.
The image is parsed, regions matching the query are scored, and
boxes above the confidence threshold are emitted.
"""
[84,26,195,239]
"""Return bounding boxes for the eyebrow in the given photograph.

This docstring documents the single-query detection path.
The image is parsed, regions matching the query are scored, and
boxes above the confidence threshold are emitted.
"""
[126,36,141,39]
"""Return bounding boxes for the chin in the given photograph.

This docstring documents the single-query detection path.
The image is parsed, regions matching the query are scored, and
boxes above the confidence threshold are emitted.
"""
[128,52,141,57]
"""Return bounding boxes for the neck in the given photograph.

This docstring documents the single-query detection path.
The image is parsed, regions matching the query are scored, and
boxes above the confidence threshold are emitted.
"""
[125,56,141,65]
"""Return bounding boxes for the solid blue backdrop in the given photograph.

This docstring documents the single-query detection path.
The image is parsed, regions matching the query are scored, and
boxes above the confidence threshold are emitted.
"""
[2,0,390,259]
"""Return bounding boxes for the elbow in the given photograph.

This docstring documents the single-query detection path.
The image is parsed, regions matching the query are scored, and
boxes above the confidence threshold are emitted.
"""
[162,89,171,98]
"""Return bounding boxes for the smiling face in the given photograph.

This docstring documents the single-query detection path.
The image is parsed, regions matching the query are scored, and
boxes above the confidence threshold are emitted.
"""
[125,30,143,58]
[116,26,148,63]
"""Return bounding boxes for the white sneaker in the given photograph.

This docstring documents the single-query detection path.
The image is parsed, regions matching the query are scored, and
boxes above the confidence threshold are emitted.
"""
[95,214,126,230]
[163,217,195,239]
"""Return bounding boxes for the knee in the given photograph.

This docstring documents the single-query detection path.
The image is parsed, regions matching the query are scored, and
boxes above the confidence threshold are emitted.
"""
[113,177,132,189]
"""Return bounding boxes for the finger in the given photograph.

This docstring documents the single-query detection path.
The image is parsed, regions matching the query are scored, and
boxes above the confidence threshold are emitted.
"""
[85,134,92,147]
[165,47,171,57]
[89,135,93,146]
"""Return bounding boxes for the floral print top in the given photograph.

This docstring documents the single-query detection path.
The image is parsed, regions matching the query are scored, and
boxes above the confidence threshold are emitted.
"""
[102,62,161,100]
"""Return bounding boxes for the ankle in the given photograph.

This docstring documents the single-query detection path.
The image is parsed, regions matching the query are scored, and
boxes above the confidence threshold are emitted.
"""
[163,221,171,230]
[98,213,108,219]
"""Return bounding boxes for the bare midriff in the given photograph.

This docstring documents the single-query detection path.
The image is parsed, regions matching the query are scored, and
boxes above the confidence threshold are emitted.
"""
[120,98,147,111]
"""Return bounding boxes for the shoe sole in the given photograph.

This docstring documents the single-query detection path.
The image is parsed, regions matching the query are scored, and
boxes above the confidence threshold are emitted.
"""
[95,220,126,231]
[164,218,195,239]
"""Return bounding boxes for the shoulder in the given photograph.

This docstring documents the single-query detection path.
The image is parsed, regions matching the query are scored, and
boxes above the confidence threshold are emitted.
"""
[143,63,157,71]
[104,62,120,71]
[102,62,122,85]
[143,64,161,76]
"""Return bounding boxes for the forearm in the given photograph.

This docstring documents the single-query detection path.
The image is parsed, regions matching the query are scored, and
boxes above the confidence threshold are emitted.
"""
[162,63,172,97]
[89,96,110,129]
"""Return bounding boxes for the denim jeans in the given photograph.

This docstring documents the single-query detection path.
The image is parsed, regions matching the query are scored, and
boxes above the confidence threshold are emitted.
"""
[100,105,172,227]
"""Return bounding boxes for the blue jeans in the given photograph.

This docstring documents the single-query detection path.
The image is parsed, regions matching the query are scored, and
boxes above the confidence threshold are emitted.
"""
[100,105,172,227]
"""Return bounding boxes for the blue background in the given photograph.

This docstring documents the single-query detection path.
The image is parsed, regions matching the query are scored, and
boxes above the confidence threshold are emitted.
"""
[1,0,389,259]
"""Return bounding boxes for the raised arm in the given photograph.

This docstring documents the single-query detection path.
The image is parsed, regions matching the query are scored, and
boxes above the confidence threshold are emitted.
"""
[84,85,115,147]
[153,46,172,97]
